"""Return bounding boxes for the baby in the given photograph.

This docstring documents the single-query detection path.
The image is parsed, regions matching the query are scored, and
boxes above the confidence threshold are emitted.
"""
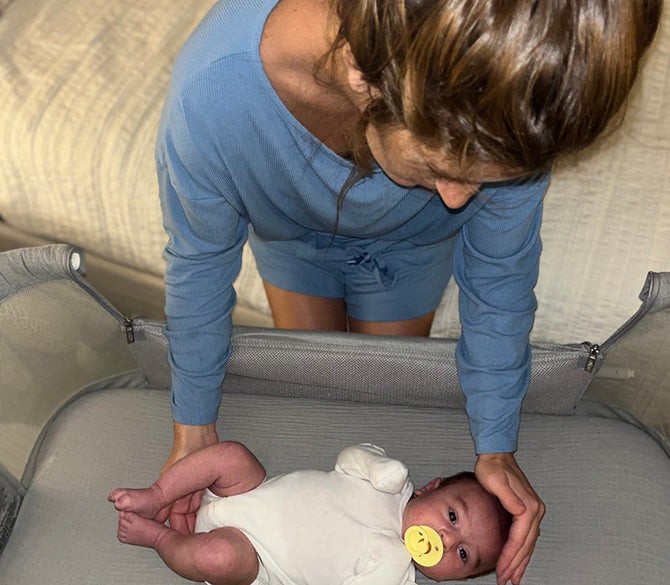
[109,442,511,585]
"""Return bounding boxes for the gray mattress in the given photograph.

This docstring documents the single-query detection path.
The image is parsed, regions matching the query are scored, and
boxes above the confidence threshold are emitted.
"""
[1,383,669,584]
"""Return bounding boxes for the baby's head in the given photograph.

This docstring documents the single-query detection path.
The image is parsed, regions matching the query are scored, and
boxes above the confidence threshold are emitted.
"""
[402,472,512,581]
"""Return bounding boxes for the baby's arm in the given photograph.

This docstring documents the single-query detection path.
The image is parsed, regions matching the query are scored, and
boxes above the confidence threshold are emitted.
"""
[109,441,266,518]
[335,444,409,493]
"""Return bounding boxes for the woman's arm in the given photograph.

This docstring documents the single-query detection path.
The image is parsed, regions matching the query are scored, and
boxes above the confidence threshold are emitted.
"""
[453,173,549,584]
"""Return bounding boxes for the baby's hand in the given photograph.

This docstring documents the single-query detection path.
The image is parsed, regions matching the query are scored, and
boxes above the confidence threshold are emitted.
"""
[336,444,409,493]
[368,456,409,493]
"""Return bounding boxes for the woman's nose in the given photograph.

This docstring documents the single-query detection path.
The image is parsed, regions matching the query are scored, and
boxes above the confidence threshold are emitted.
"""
[435,179,480,209]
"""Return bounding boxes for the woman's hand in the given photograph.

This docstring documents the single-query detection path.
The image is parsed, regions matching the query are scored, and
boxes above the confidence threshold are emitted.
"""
[158,422,219,534]
[474,452,545,585]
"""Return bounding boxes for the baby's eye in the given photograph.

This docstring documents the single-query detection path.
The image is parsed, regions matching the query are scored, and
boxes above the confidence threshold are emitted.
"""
[458,546,468,563]
[448,508,457,524]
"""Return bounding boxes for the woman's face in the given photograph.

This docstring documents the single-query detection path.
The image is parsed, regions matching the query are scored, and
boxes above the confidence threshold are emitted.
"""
[365,124,518,209]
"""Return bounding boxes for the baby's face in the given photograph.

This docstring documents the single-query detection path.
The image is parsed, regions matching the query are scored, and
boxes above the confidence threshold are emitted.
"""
[402,478,505,581]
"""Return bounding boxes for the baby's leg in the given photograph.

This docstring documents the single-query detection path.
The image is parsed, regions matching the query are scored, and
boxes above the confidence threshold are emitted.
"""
[117,511,170,548]
[109,441,265,517]
[108,484,163,518]
[119,513,258,585]
[204,441,266,498]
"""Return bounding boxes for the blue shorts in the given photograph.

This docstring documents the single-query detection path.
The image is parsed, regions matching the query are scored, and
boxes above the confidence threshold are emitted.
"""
[248,230,456,322]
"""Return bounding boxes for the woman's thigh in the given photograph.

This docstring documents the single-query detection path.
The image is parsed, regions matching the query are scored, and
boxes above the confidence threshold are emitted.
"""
[262,282,348,331]
[348,312,435,336]
[251,231,455,326]
[262,283,434,335]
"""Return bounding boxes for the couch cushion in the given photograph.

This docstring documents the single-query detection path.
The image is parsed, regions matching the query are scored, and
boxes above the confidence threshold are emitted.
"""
[0,0,189,273]
[0,385,668,585]
[0,0,272,323]
[2,0,669,344]
[0,0,13,16]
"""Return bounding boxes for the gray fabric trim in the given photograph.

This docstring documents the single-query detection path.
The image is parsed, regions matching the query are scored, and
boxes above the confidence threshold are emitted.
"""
[0,244,80,300]
[640,271,670,314]
[0,472,20,558]
[129,321,593,415]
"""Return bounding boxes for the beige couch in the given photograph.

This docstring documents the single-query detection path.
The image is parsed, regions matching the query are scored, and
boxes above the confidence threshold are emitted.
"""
[0,0,272,326]
[1,0,669,430]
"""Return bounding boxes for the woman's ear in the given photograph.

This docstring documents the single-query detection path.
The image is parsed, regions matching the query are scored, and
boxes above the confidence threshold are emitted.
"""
[342,43,371,95]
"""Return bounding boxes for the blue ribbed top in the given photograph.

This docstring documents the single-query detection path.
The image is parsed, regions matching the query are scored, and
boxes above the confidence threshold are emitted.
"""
[156,0,548,454]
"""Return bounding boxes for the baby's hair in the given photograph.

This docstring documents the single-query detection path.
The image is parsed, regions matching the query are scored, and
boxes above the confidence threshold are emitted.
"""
[324,0,663,175]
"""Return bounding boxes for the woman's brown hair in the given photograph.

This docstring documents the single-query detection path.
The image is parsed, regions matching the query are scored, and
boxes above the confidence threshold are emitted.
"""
[325,0,663,176]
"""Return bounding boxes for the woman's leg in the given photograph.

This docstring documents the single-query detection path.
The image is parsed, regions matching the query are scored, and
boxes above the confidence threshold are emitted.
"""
[263,281,348,330]
[348,312,434,336]
[253,231,454,335]
[263,282,435,335]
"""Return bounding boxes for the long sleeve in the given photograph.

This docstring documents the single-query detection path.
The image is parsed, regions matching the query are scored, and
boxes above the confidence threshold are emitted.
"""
[156,87,249,426]
[453,174,550,454]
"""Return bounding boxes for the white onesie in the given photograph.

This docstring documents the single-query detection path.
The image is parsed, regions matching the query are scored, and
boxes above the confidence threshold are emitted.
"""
[195,444,416,585]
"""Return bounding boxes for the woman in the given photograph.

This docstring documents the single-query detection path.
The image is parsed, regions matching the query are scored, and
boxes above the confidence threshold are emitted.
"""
[155,2,661,583]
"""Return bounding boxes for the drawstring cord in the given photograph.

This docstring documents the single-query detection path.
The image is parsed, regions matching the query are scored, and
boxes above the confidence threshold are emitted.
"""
[345,249,397,288]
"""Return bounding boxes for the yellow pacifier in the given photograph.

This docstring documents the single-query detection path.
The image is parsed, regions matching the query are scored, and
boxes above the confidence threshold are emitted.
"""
[404,525,443,567]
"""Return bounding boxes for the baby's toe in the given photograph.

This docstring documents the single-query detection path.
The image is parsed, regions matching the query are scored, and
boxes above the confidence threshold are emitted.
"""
[110,490,133,510]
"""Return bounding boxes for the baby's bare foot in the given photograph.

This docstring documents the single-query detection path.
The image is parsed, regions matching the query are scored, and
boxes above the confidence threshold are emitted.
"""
[117,511,169,548]
[108,485,163,518]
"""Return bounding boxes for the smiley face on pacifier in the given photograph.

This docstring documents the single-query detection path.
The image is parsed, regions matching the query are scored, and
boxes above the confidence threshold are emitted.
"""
[404,525,443,567]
